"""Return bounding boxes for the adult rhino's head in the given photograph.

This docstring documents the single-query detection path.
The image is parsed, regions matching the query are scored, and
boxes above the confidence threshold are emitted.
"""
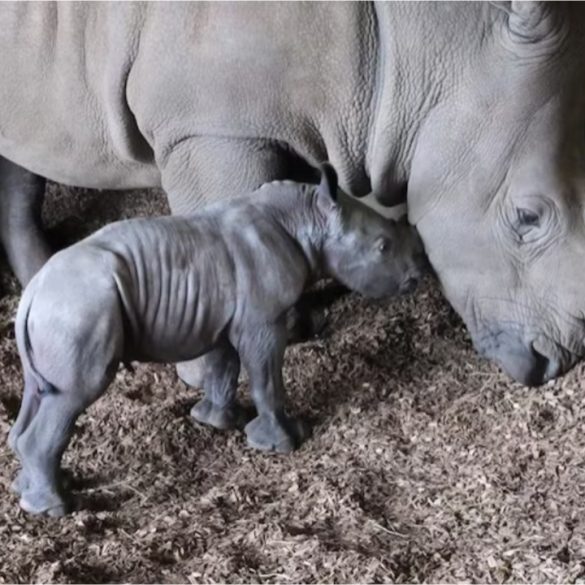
[403,2,585,385]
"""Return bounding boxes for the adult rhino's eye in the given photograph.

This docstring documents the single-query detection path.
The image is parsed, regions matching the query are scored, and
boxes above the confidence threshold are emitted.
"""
[514,207,541,238]
[517,207,540,227]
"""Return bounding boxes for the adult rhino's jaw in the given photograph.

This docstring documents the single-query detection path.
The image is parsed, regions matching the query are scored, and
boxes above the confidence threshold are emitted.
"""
[475,329,578,387]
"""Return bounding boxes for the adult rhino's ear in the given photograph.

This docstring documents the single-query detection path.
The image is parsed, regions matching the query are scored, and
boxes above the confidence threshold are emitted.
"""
[506,1,563,45]
[318,162,338,205]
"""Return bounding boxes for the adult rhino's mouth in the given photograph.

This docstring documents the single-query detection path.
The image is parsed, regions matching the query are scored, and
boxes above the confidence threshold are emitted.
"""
[473,326,580,386]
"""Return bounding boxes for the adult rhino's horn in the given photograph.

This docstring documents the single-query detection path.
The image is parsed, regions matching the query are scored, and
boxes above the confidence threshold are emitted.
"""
[318,162,338,204]
[507,1,563,44]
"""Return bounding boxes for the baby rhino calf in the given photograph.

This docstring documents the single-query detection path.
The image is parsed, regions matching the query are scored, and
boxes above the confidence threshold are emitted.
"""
[9,164,426,516]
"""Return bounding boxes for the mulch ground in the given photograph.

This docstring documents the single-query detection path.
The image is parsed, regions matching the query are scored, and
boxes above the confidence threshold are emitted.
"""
[1,183,585,583]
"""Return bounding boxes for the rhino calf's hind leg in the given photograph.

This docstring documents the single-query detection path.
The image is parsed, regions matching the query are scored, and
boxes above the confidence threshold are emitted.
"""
[8,370,42,495]
[0,157,51,286]
[14,392,80,516]
[190,339,251,430]
[14,376,111,517]
[8,370,41,455]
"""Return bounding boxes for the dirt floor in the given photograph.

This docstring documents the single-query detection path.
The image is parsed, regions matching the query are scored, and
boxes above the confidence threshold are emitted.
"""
[1,183,585,584]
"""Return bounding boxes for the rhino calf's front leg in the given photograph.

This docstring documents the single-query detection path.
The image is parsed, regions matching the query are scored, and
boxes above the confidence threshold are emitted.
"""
[189,339,252,430]
[235,320,308,453]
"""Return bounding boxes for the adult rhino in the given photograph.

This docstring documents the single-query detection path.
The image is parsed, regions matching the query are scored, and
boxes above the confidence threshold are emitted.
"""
[0,1,584,386]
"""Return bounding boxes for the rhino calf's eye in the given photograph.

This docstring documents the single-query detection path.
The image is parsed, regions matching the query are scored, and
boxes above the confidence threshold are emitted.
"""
[376,237,390,252]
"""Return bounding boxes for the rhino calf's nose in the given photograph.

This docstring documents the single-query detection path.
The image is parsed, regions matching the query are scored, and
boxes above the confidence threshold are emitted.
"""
[400,276,419,295]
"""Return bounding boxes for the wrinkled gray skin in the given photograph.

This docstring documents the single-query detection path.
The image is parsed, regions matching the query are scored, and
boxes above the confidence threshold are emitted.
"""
[1,2,585,386]
[8,166,426,516]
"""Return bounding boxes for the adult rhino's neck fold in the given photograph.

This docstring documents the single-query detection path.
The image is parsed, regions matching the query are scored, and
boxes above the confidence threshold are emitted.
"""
[302,2,378,196]
[366,2,489,207]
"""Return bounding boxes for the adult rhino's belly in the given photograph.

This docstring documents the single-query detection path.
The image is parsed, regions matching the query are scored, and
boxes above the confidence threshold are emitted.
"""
[0,62,160,189]
[0,2,161,190]
[0,128,161,190]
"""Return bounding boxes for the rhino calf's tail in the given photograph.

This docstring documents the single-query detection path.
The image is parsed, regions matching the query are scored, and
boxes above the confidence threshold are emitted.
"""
[14,278,55,397]
[9,277,55,458]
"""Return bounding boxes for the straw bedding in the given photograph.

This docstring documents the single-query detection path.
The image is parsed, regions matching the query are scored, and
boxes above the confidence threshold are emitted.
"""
[0,183,583,583]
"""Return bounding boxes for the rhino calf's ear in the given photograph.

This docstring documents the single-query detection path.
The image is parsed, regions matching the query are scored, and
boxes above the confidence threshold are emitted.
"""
[318,162,338,204]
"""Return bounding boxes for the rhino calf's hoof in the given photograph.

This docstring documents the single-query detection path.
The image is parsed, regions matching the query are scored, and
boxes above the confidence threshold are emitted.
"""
[19,489,70,517]
[10,470,29,495]
[190,398,252,430]
[245,413,309,453]
[11,468,74,496]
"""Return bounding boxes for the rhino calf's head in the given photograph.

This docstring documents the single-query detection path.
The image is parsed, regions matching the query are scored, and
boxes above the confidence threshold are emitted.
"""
[317,163,428,299]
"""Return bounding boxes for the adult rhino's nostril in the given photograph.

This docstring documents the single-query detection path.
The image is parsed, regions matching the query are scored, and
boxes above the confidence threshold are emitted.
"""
[524,344,550,386]
[484,329,550,386]
[543,354,562,382]
[532,337,572,382]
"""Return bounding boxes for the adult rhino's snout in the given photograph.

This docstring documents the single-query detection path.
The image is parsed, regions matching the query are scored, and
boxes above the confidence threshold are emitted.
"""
[497,341,553,387]
[477,329,566,387]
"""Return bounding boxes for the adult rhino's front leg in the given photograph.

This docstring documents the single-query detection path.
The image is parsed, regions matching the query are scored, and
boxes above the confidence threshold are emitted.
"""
[0,157,51,286]
[159,136,326,392]
[158,135,316,215]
